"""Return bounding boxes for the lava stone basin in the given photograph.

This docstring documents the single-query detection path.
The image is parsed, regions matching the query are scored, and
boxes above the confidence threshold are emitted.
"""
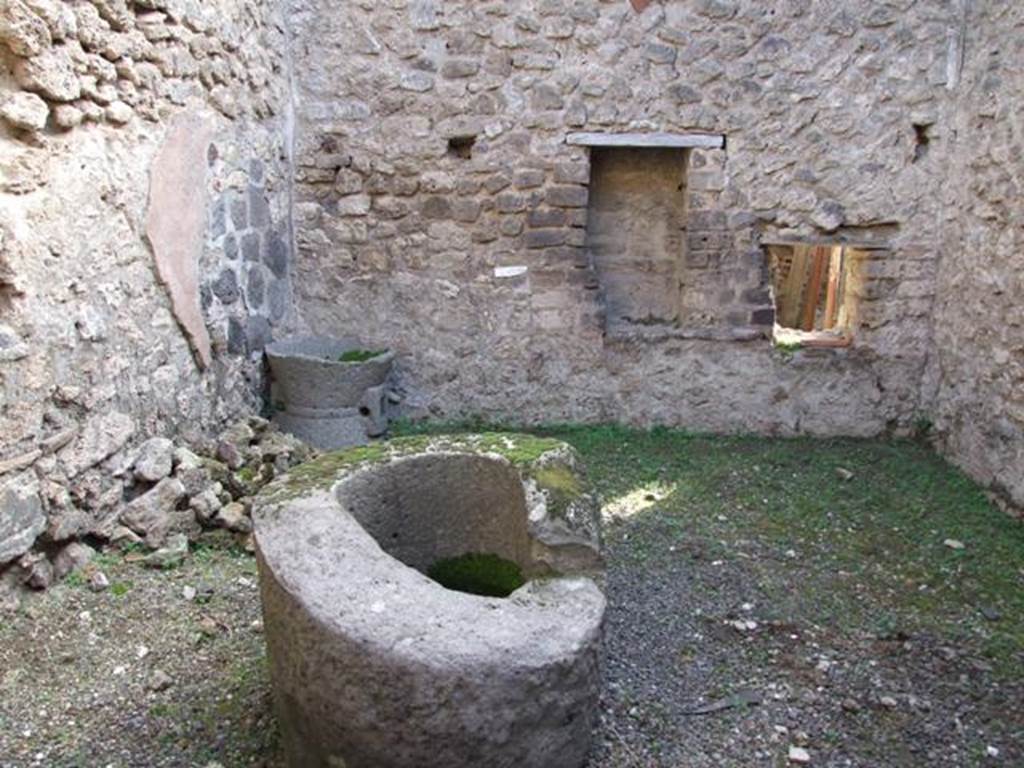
[265,335,395,449]
[253,434,605,768]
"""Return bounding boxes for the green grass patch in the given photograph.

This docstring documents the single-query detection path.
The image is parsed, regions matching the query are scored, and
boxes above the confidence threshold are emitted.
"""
[427,552,526,597]
[395,419,1024,677]
[336,349,387,363]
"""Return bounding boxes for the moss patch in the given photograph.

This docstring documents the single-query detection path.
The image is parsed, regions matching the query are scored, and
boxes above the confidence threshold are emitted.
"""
[427,552,526,597]
[395,420,1024,679]
[265,432,571,505]
[336,349,387,363]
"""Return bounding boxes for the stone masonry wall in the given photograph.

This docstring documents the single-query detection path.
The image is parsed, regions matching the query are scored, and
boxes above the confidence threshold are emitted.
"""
[288,0,952,434]
[931,2,1024,514]
[0,1,295,566]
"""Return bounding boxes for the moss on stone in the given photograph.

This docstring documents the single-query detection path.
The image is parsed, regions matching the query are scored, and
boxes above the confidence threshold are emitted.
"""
[427,552,525,597]
[262,432,575,506]
[532,464,582,497]
[336,349,388,363]
[470,433,564,465]
[531,463,585,519]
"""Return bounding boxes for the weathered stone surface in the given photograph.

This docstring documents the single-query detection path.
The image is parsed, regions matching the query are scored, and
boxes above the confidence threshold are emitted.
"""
[0,0,51,57]
[930,2,1024,514]
[120,476,187,546]
[0,473,45,565]
[14,46,80,101]
[51,103,82,129]
[140,532,188,568]
[52,541,95,580]
[145,112,216,368]
[287,0,961,450]
[214,501,251,533]
[133,437,175,483]
[0,92,49,131]
[105,101,132,125]
[254,434,604,768]
[0,324,29,361]
[265,335,394,450]
[189,487,222,522]
[59,412,135,479]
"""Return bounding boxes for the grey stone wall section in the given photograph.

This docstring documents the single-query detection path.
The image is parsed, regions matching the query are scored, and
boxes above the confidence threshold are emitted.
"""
[931,3,1024,513]
[286,0,949,436]
[0,0,298,564]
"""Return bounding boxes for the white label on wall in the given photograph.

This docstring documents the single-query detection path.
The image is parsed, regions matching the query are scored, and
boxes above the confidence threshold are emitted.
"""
[494,265,528,278]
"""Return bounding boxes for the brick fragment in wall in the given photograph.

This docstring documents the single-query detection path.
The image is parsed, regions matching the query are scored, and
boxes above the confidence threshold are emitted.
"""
[546,186,588,208]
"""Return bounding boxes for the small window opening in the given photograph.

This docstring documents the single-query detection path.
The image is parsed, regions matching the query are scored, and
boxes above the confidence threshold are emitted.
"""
[912,123,931,163]
[447,135,476,159]
[767,243,862,348]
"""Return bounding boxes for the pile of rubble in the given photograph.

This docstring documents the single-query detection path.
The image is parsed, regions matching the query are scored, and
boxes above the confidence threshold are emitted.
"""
[0,418,313,607]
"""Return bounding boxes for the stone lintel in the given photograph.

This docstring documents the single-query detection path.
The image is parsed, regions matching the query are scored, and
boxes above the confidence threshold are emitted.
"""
[566,131,725,149]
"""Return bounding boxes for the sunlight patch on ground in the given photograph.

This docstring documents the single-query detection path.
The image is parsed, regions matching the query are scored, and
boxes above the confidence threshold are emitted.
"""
[602,482,675,521]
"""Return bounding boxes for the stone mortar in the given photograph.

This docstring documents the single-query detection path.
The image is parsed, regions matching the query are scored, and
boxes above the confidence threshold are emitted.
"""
[266,335,395,448]
[252,433,606,768]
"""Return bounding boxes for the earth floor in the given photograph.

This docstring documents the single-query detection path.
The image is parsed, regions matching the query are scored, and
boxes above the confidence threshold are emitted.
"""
[1,425,1022,767]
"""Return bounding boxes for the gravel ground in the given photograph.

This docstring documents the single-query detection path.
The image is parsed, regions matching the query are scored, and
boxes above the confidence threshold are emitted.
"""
[590,514,1021,767]
[1,428,1022,767]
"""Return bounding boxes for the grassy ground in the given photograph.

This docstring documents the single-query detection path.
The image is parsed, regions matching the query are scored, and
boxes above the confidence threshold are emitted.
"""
[528,424,1024,674]
[1,424,1021,767]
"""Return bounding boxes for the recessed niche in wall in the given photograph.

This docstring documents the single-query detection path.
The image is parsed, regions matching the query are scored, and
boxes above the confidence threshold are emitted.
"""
[447,135,476,159]
[765,243,867,348]
[584,147,688,328]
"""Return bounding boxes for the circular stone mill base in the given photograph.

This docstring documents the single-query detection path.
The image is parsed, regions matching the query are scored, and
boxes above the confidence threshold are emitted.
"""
[253,434,606,768]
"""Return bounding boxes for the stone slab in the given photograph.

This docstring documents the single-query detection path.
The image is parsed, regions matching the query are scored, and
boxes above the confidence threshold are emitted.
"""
[0,472,45,565]
[566,131,725,149]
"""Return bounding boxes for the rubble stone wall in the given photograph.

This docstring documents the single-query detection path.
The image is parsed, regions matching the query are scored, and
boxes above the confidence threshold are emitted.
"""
[0,0,295,564]
[931,2,1024,514]
[288,0,951,434]
[2,0,1020,585]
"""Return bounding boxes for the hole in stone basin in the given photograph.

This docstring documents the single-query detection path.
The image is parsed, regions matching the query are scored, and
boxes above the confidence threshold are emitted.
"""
[336,454,532,593]
[447,135,476,159]
[427,552,525,597]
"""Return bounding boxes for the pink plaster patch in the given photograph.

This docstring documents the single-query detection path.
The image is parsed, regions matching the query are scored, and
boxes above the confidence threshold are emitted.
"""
[145,112,215,369]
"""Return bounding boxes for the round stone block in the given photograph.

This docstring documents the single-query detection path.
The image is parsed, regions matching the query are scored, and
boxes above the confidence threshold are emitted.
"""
[253,433,605,768]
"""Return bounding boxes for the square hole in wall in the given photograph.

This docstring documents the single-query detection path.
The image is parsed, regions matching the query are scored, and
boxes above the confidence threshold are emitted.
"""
[584,147,687,329]
[766,243,865,348]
